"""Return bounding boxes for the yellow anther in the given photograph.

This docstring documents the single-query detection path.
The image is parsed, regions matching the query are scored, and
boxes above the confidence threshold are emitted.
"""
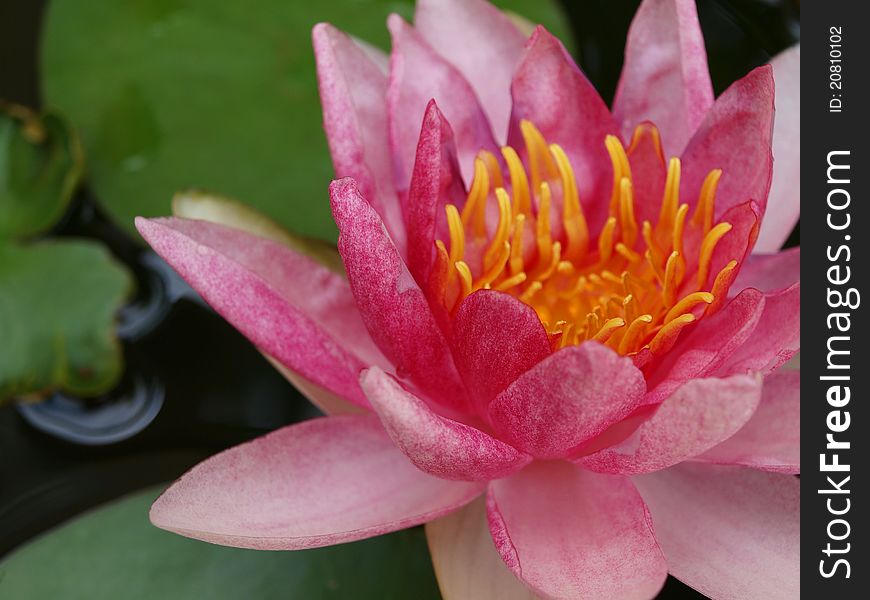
[455,261,473,301]
[509,213,526,275]
[592,317,625,344]
[605,135,632,215]
[495,271,527,291]
[460,157,490,236]
[484,188,513,270]
[534,241,562,282]
[664,292,714,324]
[501,146,531,216]
[519,281,543,303]
[692,169,722,234]
[649,313,695,355]
[597,217,618,264]
[658,158,681,233]
[445,204,465,265]
[672,203,689,256]
[619,177,638,247]
[707,260,739,314]
[662,251,682,307]
[551,143,589,261]
[697,222,733,287]
[480,150,503,188]
[615,243,642,263]
[520,120,557,192]
[536,182,553,268]
[479,242,511,289]
[618,314,653,355]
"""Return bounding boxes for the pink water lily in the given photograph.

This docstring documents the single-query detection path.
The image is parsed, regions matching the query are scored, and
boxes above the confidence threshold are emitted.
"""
[136,0,800,598]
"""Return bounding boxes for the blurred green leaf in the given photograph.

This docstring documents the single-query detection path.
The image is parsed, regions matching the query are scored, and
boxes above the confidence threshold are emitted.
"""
[0,239,131,402]
[0,486,442,599]
[0,103,84,239]
[41,0,568,243]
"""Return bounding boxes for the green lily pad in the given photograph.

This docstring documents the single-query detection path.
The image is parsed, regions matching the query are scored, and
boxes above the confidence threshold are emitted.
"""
[0,240,132,402]
[0,486,441,599]
[41,0,569,243]
[0,103,84,239]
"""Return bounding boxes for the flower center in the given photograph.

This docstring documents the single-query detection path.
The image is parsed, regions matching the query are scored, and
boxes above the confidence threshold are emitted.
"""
[435,120,738,358]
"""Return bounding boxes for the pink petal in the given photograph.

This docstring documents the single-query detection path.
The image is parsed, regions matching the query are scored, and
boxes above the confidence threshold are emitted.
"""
[488,462,667,599]
[717,282,800,375]
[613,0,714,156]
[698,370,799,473]
[735,246,800,293]
[406,100,467,287]
[387,14,498,189]
[426,497,536,600]
[330,178,468,412]
[488,342,646,459]
[509,26,619,230]
[634,463,799,599]
[579,373,762,475]
[680,66,775,223]
[135,217,385,409]
[313,24,406,255]
[150,414,484,549]
[414,0,526,142]
[756,44,801,252]
[645,288,765,405]
[361,367,531,482]
[452,290,551,414]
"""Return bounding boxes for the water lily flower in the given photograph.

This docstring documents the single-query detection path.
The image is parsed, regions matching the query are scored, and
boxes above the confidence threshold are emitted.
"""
[136,0,800,598]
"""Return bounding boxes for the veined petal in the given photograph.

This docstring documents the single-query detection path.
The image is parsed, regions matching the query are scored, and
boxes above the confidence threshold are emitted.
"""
[135,217,386,409]
[681,66,775,222]
[613,0,714,156]
[387,14,498,189]
[313,23,406,255]
[733,246,800,293]
[509,26,619,230]
[488,342,645,459]
[361,367,530,482]
[698,370,800,473]
[634,463,799,600]
[756,44,801,252]
[487,462,667,600]
[717,282,800,375]
[406,100,467,286]
[426,496,536,600]
[414,0,526,142]
[330,178,469,412]
[627,121,668,226]
[579,373,762,475]
[150,415,484,549]
[452,290,551,414]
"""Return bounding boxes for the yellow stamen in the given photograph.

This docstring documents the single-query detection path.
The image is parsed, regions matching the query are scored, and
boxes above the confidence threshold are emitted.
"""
[692,169,722,233]
[697,222,733,287]
[618,314,653,355]
[520,120,557,193]
[664,292,714,323]
[445,204,465,265]
[551,143,589,261]
[480,150,503,188]
[433,121,738,357]
[484,188,513,270]
[502,146,531,216]
[460,157,490,236]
